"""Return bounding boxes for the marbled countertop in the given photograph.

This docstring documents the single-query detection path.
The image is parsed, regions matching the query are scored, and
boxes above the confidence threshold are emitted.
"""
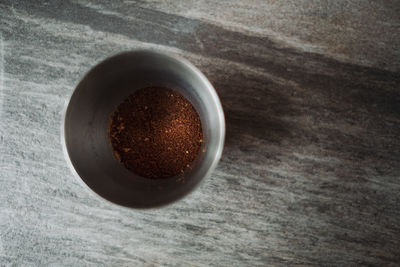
[1,1,400,266]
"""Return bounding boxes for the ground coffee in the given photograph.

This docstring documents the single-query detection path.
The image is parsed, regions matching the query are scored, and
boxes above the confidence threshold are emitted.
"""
[109,87,203,179]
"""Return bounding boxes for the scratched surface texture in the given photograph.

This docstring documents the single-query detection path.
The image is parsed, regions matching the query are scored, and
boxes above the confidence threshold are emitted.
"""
[1,0,400,266]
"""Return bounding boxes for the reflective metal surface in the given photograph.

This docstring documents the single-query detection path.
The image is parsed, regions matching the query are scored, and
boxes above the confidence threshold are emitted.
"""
[62,50,225,208]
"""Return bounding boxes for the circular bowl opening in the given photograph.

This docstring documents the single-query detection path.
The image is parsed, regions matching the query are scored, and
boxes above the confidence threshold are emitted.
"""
[63,50,225,208]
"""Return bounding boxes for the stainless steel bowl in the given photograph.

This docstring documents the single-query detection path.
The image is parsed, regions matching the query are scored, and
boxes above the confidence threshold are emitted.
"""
[62,50,225,208]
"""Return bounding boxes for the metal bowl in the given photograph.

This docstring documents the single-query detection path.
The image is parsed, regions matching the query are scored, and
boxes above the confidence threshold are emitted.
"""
[62,50,225,208]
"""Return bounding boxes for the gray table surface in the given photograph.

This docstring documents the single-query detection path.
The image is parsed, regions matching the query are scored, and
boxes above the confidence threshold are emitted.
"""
[1,0,400,266]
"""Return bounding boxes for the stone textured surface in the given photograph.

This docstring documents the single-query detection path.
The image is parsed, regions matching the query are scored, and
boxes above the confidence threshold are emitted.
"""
[1,0,400,266]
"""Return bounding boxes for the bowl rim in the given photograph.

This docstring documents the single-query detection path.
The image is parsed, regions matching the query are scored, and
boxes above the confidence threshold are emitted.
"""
[61,49,226,209]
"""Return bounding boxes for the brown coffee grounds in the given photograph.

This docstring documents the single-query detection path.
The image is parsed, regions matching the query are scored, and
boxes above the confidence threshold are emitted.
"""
[109,87,203,179]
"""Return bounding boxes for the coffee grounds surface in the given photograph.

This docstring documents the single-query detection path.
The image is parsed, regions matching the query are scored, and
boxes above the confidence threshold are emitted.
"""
[109,87,203,179]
